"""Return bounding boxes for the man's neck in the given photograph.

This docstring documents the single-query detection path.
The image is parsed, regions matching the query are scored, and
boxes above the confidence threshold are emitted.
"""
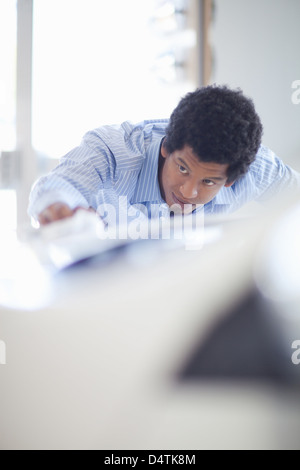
[158,138,166,201]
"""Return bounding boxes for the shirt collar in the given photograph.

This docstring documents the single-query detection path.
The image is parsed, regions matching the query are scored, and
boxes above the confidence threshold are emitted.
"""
[131,137,164,204]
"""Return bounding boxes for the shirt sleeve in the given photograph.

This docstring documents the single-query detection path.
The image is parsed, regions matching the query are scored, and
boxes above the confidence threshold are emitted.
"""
[28,130,114,220]
[250,145,300,202]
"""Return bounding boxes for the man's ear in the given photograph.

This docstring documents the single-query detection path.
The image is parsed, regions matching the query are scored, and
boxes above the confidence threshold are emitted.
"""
[224,180,234,188]
[161,142,169,159]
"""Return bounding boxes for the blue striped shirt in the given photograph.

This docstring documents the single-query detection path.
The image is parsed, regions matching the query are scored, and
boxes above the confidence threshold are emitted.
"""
[28,119,300,222]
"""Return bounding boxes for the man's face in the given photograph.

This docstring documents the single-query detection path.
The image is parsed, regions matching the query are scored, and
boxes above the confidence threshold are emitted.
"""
[159,144,233,214]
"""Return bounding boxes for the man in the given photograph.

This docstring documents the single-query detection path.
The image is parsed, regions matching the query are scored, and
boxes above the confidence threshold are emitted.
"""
[28,85,300,227]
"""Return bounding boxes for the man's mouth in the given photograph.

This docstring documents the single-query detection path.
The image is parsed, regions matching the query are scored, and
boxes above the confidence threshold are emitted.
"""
[172,193,191,208]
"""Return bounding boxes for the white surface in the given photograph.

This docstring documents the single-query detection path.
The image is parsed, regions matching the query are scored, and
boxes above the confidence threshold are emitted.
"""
[1,201,300,449]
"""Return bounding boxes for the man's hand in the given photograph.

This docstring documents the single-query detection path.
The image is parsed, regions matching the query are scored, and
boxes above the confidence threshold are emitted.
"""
[38,202,95,225]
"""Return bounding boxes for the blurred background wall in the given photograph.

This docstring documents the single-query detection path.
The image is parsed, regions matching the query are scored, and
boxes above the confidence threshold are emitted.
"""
[211,0,300,170]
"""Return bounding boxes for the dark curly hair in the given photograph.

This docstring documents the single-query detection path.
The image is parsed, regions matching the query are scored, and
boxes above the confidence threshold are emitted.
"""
[164,85,263,182]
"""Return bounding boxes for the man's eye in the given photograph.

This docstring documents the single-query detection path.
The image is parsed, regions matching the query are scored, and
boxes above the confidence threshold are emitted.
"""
[178,165,188,174]
[203,179,215,186]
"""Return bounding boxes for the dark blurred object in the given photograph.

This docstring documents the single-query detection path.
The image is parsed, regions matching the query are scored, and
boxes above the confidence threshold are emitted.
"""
[179,288,300,386]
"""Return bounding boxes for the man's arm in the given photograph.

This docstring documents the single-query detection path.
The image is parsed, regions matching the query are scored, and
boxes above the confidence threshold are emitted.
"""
[251,145,300,202]
[28,129,112,224]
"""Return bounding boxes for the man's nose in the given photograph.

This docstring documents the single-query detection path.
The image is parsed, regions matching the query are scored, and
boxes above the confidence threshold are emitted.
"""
[180,181,198,200]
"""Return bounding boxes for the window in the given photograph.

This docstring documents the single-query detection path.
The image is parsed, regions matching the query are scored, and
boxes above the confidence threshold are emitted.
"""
[1,0,200,229]
[32,0,198,159]
[0,0,17,231]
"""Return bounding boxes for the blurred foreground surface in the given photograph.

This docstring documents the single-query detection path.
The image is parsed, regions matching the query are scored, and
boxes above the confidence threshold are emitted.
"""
[0,195,300,450]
